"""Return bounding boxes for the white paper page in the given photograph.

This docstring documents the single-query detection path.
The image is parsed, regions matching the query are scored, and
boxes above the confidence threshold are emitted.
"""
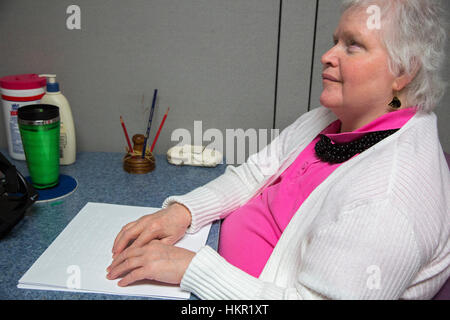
[18,202,211,299]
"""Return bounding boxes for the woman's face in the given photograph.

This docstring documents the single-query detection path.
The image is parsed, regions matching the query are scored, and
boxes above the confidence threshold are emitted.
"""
[320,7,398,130]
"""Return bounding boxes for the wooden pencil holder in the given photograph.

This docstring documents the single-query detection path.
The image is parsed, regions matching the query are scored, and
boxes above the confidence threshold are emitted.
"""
[123,134,156,174]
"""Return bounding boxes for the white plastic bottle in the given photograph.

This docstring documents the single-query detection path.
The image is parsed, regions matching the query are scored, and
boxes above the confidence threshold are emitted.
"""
[39,74,76,165]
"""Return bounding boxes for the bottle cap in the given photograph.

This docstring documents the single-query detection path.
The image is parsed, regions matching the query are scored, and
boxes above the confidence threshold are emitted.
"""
[39,74,60,92]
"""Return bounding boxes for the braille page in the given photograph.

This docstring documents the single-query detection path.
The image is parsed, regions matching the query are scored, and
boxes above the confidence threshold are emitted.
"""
[18,202,211,299]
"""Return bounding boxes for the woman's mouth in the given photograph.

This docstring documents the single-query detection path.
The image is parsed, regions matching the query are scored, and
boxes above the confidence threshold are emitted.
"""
[322,73,340,82]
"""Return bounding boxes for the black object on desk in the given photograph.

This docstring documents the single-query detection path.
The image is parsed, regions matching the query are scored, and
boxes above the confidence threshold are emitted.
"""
[0,152,38,239]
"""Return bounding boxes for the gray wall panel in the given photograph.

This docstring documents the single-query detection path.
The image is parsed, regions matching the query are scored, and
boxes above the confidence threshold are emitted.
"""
[436,0,450,153]
[0,0,279,158]
[274,0,317,130]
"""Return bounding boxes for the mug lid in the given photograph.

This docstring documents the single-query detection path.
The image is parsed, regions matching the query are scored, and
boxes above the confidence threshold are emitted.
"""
[0,74,47,90]
[18,104,59,121]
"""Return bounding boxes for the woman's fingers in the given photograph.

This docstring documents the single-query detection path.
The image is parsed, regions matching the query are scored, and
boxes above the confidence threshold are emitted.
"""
[112,221,137,253]
[107,256,144,281]
[112,213,163,255]
[126,228,161,251]
[117,267,148,287]
[112,222,146,256]
[110,206,191,260]
[107,241,196,286]
[107,246,142,274]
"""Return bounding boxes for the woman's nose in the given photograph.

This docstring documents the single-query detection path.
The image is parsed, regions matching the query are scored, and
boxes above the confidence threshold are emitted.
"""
[321,46,339,68]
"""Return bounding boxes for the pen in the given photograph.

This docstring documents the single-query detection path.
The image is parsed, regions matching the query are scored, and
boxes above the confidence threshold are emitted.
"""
[142,89,158,158]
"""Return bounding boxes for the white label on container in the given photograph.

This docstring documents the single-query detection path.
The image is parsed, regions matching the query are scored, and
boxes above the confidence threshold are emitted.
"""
[60,121,67,159]
[2,99,41,155]
[9,103,24,154]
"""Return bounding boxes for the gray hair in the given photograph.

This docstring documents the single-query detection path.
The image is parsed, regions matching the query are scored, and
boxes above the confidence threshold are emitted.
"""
[341,0,448,113]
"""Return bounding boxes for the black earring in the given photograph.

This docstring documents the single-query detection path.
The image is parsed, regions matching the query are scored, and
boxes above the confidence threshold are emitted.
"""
[389,96,401,109]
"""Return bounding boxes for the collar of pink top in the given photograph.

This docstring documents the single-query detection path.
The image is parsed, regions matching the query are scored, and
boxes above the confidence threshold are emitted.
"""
[324,107,417,144]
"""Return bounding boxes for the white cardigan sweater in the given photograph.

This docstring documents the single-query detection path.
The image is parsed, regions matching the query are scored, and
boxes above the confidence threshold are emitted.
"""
[162,106,450,300]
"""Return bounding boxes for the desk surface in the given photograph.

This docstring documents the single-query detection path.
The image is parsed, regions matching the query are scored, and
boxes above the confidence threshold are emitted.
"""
[0,151,226,300]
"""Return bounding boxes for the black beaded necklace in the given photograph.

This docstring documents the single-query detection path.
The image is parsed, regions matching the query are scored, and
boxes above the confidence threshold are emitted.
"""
[314,129,399,164]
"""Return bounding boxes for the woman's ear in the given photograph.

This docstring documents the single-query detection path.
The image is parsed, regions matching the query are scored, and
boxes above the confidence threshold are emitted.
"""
[393,75,412,92]
[393,60,420,92]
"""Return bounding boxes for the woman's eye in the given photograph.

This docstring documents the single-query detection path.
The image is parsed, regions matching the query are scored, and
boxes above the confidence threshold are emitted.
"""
[347,40,361,52]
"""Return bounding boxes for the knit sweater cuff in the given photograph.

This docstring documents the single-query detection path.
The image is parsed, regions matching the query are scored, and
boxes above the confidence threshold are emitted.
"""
[162,186,225,234]
[180,246,284,300]
[161,168,253,233]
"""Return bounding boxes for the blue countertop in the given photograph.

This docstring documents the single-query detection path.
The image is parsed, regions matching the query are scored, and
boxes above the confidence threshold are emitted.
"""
[0,151,226,300]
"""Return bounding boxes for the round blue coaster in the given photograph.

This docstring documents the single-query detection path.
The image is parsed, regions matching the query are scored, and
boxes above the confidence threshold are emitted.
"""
[25,174,78,203]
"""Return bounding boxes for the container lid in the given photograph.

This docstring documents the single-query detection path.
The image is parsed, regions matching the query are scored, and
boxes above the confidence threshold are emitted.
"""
[18,104,59,121]
[0,74,47,90]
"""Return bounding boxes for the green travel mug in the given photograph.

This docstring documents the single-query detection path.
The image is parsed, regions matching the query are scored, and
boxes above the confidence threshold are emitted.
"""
[18,104,60,189]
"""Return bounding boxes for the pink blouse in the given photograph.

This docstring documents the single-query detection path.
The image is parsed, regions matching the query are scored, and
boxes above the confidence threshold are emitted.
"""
[218,107,417,277]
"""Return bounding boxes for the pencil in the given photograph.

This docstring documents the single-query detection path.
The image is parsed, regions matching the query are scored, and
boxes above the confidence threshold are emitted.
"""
[142,89,158,158]
[120,116,133,153]
[150,107,169,152]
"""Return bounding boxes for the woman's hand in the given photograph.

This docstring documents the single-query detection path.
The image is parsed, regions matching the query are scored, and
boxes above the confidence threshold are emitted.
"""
[111,203,192,258]
[106,240,195,286]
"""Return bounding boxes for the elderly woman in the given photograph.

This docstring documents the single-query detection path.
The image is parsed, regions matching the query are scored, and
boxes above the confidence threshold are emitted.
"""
[107,0,449,299]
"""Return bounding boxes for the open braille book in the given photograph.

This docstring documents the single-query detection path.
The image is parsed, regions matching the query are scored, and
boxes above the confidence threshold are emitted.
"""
[18,202,211,299]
